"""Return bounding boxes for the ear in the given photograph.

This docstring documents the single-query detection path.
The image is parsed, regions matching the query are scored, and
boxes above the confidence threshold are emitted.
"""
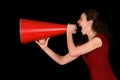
[89,20,93,25]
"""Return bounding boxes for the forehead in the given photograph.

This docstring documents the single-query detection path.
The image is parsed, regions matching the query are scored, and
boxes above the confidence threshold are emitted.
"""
[80,13,86,18]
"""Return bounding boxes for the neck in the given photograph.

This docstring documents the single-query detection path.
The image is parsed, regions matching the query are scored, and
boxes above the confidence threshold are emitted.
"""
[87,31,97,40]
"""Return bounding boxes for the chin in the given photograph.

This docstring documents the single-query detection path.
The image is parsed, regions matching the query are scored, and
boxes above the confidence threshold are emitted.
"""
[81,32,85,35]
[82,33,86,35]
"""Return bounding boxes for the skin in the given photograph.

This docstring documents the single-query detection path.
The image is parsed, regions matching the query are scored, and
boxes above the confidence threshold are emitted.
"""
[35,13,102,65]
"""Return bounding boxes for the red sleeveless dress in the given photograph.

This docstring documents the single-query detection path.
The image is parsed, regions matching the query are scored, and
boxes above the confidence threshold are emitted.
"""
[82,34,118,80]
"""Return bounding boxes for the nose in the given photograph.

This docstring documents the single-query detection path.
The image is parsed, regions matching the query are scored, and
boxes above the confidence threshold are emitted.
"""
[77,19,80,24]
[77,20,79,24]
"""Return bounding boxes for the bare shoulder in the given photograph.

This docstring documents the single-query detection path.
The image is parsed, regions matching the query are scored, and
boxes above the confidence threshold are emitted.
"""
[91,37,102,48]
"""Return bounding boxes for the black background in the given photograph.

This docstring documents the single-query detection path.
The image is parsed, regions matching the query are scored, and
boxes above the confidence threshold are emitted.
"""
[5,0,120,80]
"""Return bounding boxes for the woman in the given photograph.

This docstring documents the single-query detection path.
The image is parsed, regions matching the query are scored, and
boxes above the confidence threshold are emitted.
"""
[36,10,118,80]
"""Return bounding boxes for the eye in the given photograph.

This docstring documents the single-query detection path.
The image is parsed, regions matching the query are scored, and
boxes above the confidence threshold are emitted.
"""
[80,18,82,20]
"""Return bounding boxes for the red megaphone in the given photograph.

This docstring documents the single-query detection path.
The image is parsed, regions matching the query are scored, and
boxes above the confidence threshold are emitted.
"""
[19,18,67,44]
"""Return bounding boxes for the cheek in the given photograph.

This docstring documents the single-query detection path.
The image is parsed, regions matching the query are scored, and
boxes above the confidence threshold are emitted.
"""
[80,21,86,26]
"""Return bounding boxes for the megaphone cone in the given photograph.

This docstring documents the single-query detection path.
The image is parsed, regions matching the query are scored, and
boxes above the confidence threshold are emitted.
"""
[20,18,67,44]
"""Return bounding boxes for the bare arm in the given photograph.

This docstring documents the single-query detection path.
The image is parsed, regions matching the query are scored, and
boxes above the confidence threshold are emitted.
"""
[36,38,79,65]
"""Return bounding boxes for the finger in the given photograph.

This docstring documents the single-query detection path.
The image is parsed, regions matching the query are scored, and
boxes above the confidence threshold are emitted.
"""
[75,27,77,32]
[35,40,39,45]
[46,37,50,43]
[75,26,77,30]
[47,37,50,41]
